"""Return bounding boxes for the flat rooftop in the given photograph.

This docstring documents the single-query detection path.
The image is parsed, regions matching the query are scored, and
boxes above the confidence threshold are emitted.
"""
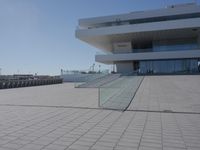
[79,3,200,28]
[0,75,200,150]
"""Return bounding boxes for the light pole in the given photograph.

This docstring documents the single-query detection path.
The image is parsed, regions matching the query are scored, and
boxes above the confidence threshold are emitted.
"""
[92,63,95,72]
[98,65,101,73]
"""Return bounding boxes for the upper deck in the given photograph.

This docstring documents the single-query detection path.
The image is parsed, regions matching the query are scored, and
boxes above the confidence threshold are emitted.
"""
[76,3,200,52]
[79,3,200,29]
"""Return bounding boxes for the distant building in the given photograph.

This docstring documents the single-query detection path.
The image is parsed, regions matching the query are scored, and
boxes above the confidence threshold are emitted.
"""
[76,3,200,74]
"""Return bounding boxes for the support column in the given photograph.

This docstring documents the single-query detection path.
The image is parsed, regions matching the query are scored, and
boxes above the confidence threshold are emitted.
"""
[116,62,133,74]
[112,42,133,74]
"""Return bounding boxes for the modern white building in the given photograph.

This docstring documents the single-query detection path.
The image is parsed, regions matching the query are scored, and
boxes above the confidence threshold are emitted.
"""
[76,3,200,74]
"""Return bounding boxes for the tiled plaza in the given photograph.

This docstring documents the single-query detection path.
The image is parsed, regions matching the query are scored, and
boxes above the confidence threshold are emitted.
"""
[128,75,200,113]
[0,76,199,150]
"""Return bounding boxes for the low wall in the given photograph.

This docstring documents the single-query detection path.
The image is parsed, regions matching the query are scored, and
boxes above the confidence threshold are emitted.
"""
[0,79,63,89]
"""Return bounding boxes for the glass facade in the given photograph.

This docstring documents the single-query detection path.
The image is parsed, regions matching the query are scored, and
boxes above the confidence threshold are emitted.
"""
[153,39,198,52]
[132,38,199,53]
[134,38,200,74]
[140,59,199,74]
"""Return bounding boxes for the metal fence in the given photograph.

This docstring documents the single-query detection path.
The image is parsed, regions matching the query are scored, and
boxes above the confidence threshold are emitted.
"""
[0,79,63,89]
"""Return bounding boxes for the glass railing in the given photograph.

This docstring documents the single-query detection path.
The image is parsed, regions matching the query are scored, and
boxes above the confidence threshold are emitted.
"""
[74,73,108,88]
[95,49,153,55]
[98,76,144,111]
[78,13,200,29]
[95,47,200,56]
[74,74,94,88]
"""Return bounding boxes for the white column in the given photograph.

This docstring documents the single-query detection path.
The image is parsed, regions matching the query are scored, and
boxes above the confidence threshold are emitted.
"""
[198,34,200,48]
[116,62,133,74]
[112,42,133,74]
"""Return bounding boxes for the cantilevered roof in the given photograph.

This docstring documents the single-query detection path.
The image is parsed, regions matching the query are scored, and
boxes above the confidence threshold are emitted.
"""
[76,19,200,52]
[79,3,200,28]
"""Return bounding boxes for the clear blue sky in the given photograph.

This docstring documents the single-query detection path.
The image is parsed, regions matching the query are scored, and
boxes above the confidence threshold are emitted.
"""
[0,0,199,75]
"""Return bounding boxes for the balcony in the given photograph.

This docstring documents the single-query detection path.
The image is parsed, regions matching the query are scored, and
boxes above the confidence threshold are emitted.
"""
[76,18,200,52]
[95,49,200,64]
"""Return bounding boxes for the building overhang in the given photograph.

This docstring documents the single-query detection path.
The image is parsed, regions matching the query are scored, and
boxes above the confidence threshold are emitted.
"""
[95,50,200,64]
[79,3,200,28]
[76,18,200,52]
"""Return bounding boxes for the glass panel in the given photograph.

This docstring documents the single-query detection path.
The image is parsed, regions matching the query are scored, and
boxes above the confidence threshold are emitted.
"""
[153,39,198,52]
[99,76,144,111]
[140,59,198,74]
[74,73,108,88]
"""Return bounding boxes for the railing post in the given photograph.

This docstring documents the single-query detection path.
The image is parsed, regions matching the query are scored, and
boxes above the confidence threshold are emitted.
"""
[98,87,100,107]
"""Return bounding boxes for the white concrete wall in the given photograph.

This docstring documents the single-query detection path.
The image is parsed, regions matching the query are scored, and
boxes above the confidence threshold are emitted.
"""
[113,42,132,53]
[116,62,133,74]
[79,3,200,28]
[77,18,200,38]
[96,49,200,63]
[76,18,200,52]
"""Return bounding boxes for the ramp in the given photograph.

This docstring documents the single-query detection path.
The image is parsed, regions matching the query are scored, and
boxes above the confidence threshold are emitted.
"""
[98,76,144,111]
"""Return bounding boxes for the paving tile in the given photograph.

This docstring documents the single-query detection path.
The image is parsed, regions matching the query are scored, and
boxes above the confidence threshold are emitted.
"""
[91,145,113,150]
[128,76,200,113]
[42,144,67,150]
[139,146,161,150]
[1,143,23,149]
[0,147,14,150]
[19,143,44,150]
[163,147,187,150]
[10,139,31,145]
[68,144,90,150]
[51,140,72,147]
[0,76,199,150]
[0,139,10,145]
[117,141,139,148]
[114,146,138,150]
[140,141,162,149]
